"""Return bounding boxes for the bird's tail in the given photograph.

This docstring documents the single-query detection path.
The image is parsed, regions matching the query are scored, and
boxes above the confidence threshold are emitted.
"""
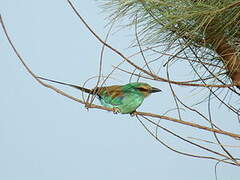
[37,76,93,94]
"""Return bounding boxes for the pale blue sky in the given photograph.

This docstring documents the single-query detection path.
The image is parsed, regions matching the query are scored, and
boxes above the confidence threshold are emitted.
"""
[0,1,239,180]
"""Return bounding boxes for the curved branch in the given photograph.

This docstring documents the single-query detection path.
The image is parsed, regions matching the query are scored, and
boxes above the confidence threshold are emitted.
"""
[66,0,240,88]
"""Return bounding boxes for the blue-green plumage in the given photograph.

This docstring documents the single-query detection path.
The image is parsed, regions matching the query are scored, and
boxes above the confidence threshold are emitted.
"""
[37,77,161,114]
[98,82,149,114]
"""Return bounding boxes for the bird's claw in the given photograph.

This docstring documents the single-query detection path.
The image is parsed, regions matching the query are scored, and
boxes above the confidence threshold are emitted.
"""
[130,111,137,117]
[113,107,121,114]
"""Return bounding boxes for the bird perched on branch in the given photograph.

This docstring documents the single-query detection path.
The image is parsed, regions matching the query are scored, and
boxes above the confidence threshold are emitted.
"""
[37,77,161,114]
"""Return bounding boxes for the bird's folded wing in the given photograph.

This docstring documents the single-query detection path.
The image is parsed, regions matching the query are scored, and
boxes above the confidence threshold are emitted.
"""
[110,96,125,105]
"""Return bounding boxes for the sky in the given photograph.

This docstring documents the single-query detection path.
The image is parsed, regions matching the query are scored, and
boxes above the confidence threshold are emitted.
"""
[0,1,239,180]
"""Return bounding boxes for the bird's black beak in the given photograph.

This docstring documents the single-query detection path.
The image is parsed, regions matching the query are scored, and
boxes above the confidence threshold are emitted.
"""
[150,87,162,93]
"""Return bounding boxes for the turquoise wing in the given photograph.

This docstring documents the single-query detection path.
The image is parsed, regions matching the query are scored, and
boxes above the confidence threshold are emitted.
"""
[98,94,124,108]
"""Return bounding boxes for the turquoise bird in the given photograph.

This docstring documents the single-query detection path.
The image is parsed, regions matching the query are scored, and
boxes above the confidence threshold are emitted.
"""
[37,77,161,114]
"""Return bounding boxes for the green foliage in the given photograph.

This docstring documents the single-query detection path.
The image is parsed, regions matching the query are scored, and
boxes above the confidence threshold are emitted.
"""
[102,0,240,49]
[100,0,240,89]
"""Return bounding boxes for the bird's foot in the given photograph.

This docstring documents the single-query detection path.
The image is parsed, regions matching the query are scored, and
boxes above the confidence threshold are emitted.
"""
[130,111,137,117]
[113,107,121,114]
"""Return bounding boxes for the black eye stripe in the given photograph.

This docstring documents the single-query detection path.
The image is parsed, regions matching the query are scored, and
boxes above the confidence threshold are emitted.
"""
[136,87,148,91]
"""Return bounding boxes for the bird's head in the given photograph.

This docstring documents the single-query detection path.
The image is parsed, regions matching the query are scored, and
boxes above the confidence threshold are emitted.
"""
[130,82,162,97]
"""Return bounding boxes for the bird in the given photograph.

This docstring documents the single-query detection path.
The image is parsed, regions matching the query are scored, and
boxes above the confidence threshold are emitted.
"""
[37,77,161,114]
